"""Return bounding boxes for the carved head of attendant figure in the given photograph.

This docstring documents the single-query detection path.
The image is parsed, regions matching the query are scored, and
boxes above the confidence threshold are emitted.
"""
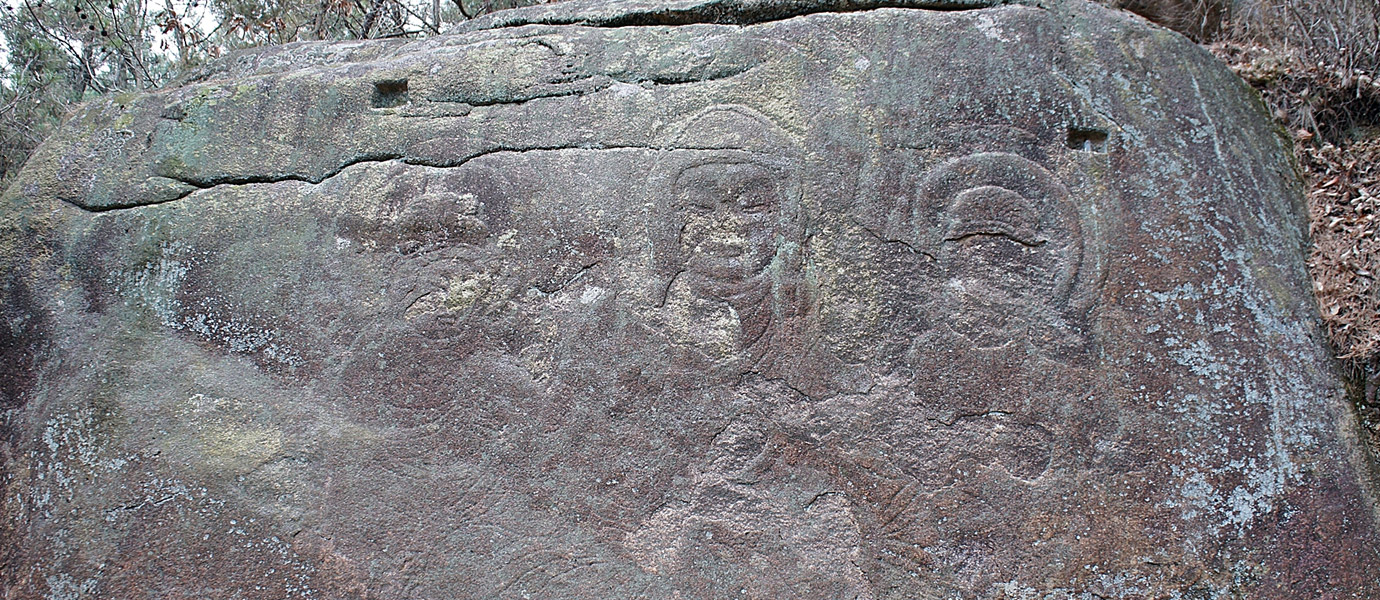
[920,151,1087,350]
[644,105,807,372]
[672,159,787,300]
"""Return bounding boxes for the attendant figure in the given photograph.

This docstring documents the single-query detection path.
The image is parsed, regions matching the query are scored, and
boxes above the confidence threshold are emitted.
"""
[643,105,809,375]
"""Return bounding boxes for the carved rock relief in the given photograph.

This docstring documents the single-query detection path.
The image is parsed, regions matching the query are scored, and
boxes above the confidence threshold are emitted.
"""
[331,164,516,430]
[907,151,1090,351]
[626,409,875,599]
[280,104,1111,596]
[851,126,1107,483]
[626,113,1114,587]
[642,105,811,373]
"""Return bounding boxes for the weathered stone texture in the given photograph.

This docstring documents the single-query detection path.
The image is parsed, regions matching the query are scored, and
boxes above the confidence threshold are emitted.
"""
[2,0,1377,598]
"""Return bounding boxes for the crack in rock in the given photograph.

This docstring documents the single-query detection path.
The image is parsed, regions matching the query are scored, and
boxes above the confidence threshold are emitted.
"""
[459,0,1034,32]
[63,145,665,213]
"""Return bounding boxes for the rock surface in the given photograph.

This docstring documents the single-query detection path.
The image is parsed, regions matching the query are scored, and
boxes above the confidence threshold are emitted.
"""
[3,0,1378,597]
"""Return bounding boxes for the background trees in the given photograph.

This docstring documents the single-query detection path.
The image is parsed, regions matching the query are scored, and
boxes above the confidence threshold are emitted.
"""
[0,0,556,181]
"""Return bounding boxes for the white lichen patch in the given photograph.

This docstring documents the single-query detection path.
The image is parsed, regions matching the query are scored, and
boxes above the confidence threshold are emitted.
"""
[974,14,1015,43]
[33,407,132,510]
[1162,376,1302,538]
[44,573,99,600]
[445,272,494,312]
[117,239,303,368]
[579,285,608,305]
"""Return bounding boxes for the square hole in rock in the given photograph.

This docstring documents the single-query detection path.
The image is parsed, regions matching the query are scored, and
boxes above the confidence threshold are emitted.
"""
[372,79,409,109]
[1067,126,1109,153]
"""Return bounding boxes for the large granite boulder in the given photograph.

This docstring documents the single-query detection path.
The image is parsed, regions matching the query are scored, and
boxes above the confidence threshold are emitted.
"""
[3,0,1377,597]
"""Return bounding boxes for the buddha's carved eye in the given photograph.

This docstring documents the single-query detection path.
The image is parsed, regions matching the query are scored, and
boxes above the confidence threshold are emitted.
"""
[943,185,1043,247]
[675,162,778,216]
[739,186,773,214]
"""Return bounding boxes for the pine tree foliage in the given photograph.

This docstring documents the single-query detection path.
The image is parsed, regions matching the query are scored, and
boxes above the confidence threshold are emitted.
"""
[0,0,546,182]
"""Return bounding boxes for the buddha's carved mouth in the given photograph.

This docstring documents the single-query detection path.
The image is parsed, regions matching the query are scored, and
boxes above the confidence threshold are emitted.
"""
[686,241,777,288]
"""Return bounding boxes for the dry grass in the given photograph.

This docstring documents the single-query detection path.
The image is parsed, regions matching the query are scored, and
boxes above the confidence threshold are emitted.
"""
[1108,0,1232,41]
[1300,134,1380,448]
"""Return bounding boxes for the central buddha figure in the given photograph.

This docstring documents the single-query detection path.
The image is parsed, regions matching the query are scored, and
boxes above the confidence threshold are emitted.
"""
[643,105,808,372]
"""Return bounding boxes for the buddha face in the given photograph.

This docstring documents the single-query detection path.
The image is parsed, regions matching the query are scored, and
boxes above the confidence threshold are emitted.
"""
[672,161,786,297]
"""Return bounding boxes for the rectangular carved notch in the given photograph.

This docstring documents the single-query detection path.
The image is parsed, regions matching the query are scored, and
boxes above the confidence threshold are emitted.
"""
[1067,126,1108,153]
[372,79,409,109]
